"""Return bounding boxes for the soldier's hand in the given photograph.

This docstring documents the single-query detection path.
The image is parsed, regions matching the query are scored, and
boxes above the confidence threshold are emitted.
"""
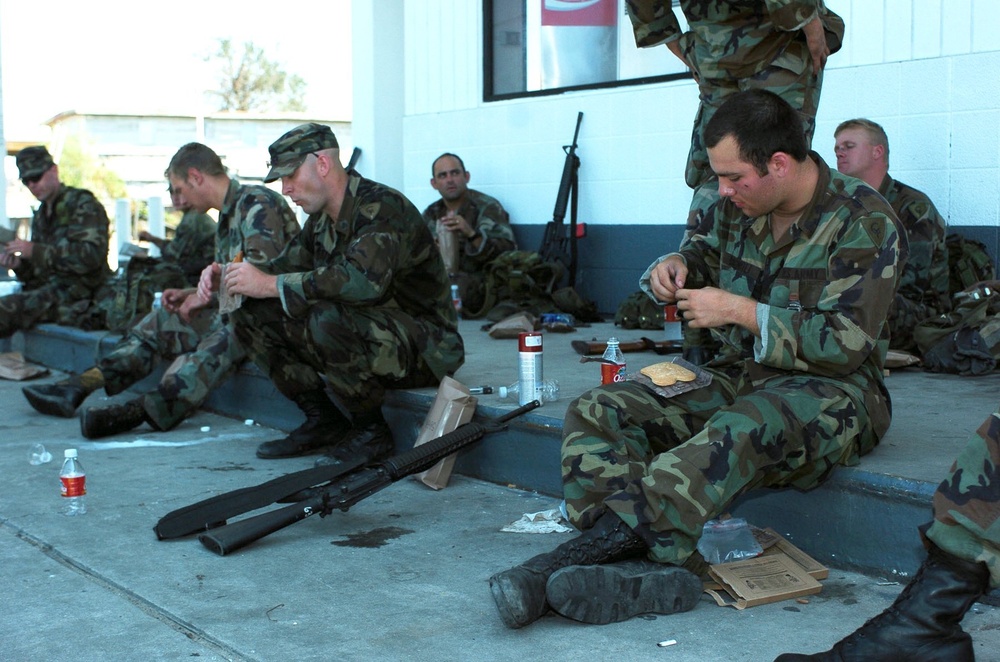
[162,288,192,313]
[179,292,209,323]
[803,17,830,72]
[224,262,279,299]
[6,238,32,260]
[0,246,21,270]
[676,287,758,333]
[648,256,687,303]
[197,263,221,302]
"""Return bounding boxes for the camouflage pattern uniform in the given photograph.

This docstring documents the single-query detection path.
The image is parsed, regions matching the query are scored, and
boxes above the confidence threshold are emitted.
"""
[97,179,298,430]
[160,209,218,283]
[879,175,951,352]
[232,171,465,420]
[562,155,904,565]
[925,406,1000,588]
[0,184,111,337]
[422,188,517,313]
[626,0,844,190]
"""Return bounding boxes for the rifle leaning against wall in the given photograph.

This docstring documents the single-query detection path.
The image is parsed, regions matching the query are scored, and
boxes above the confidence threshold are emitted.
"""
[154,401,540,556]
[539,111,583,288]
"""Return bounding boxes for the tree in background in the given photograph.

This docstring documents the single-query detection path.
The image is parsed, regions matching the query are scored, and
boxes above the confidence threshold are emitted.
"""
[208,38,307,112]
[58,135,127,204]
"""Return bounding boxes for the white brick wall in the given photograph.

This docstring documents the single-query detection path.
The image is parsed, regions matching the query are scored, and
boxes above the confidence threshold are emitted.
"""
[393,0,1000,231]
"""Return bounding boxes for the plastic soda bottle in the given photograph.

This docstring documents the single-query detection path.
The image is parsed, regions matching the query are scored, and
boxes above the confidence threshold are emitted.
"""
[601,337,626,384]
[60,448,87,516]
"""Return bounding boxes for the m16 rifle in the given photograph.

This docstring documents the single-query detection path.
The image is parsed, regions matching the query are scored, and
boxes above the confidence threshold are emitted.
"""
[539,112,583,288]
[154,401,540,555]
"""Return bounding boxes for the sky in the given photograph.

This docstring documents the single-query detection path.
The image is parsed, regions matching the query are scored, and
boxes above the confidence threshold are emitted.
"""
[0,0,353,140]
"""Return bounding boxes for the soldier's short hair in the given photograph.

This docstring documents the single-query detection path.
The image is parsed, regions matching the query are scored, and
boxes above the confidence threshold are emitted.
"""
[835,118,890,165]
[431,153,466,176]
[166,143,226,180]
[703,90,809,177]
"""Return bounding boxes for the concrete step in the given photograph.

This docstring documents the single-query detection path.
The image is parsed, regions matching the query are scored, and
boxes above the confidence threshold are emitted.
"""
[6,320,1000,596]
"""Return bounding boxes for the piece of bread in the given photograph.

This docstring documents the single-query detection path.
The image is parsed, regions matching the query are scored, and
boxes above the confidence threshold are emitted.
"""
[640,361,697,386]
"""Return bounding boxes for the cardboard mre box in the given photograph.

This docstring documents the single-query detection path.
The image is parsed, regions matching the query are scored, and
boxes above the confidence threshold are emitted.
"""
[759,528,828,581]
[706,553,822,609]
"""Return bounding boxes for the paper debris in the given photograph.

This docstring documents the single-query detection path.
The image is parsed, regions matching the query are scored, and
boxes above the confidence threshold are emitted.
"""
[501,508,573,534]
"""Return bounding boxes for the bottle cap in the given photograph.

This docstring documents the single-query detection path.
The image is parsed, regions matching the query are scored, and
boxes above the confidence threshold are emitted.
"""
[498,386,509,398]
[65,448,78,459]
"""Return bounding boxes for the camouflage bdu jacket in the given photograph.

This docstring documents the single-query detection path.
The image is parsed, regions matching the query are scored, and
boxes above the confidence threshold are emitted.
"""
[644,155,905,447]
[422,189,517,273]
[215,179,300,268]
[269,172,463,380]
[16,184,110,298]
[879,174,951,346]
[161,209,217,282]
[625,0,844,80]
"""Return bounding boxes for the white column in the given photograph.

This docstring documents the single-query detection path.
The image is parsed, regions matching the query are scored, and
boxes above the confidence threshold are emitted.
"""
[146,195,164,258]
[113,198,131,271]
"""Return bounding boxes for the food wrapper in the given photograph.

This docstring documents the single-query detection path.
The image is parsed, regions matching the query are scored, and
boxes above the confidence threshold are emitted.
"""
[413,376,478,489]
[218,252,244,314]
[626,357,712,398]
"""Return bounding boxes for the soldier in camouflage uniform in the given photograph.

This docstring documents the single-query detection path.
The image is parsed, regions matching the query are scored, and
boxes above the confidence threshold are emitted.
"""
[138,184,218,283]
[422,153,517,313]
[490,90,905,630]
[626,0,844,194]
[776,408,999,661]
[0,146,110,337]
[835,118,950,354]
[221,123,464,464]
[22,143,299,439]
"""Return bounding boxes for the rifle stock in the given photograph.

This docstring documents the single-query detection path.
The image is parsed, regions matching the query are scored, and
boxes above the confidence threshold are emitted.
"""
[195,401,541,556]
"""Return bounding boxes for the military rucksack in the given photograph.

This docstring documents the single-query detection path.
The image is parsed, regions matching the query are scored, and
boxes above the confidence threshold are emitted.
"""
[466,250,564,321]
[98,257,188,332]
[614,290,664,330]
[946,233,995,294]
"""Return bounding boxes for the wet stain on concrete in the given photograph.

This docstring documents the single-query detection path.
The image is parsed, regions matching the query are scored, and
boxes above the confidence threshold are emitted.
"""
[331,526,414,548]
[194,463,256,472]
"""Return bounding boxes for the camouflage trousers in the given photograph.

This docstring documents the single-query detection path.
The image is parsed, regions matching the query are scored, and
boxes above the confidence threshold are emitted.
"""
[231,299,440,419]
[0,285,95,338]
[562,372,879,565]
[98,306,245,430]
[685,63,824,190]
[925,407,1000,589]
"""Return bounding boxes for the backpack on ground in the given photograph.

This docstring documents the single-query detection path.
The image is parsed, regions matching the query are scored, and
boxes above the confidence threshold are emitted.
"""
[946,233,995,294]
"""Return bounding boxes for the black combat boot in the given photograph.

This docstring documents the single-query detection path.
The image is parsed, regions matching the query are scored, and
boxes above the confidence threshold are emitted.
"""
[545,558,702,624]
[23,366,106,418]
[489,511,648,629]
[80,398,148,439]
[774,544,990,662]
[256,391,351,459]
[314,409,394,467]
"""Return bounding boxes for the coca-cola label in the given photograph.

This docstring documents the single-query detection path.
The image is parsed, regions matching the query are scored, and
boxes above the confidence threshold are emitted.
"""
[600,363,626,385]
[61,475,86,497]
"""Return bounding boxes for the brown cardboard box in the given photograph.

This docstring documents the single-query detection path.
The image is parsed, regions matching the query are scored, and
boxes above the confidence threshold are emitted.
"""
[706,553,822,609]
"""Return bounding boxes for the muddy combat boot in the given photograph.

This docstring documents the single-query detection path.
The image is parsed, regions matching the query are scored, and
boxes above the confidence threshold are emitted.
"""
[80,398,148,439]
[546,558,702,624]
[314,410,394,468]
[774,544,990,662]
[256,391,351,459]
[23,368,105,418]
[489,512,648,629]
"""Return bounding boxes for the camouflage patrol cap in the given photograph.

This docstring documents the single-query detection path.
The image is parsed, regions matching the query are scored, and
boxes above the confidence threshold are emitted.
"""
[16,146,55,180]
[264,123,339,183]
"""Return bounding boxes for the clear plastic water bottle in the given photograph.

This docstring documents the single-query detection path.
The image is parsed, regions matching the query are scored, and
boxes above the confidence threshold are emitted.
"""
[152,291,163,311]
[498,379,559,403]
[60,448,87,516]
[601,337,626,384]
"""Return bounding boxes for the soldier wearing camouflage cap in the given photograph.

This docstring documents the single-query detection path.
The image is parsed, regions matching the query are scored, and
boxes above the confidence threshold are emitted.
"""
[24,142,300,440]
[778,406,999,661]
[490,90,904,630]
[221,122,464,465]
[0,145,111,338]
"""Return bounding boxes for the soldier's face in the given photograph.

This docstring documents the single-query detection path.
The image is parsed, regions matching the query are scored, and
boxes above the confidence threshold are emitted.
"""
[169,171,209,213]
[281,155,325,214]
[834,128,877,178]
[430,156,469,202]
[709,136,779,218]
[24,165,59,203]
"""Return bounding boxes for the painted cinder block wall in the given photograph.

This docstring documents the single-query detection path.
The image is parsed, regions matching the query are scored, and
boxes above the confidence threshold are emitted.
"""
[353,0,1000,314]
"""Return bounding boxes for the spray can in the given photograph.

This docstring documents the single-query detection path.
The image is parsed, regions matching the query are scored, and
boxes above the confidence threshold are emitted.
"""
[517,331,543,406]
